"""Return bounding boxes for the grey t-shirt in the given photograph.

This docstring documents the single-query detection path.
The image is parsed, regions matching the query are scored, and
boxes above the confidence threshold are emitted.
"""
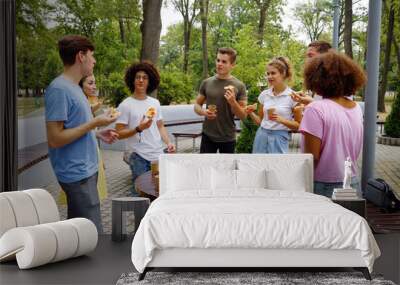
[199,75,247,142]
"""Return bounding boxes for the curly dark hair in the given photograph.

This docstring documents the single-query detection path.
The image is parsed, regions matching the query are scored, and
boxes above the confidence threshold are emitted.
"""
[124,61,160,94]
[303,51,367,98]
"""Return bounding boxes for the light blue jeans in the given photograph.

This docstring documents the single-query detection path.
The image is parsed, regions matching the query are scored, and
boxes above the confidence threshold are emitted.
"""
[128,152,151,196]
[314,177,361,198]
[252,128,290,154]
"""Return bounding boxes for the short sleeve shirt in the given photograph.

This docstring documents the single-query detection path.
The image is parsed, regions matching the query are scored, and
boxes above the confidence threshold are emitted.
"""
[116,96,164,162]
[199,75,247,142]
[299,99,363,182]
[45,75,98,183]
[258,87,297,131]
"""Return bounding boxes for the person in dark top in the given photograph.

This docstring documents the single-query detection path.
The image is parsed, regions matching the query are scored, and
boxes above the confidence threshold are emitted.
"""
[194,47,247,153]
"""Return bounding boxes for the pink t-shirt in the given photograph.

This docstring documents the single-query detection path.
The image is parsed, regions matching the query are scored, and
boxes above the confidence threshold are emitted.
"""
[299,99,363,182]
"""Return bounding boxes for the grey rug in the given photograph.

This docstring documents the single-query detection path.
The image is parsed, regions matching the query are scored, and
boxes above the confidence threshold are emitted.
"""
[116,271,396,285]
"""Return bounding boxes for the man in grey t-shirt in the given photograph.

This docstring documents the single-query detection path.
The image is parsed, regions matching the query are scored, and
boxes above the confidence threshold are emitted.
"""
[194,47,247,153]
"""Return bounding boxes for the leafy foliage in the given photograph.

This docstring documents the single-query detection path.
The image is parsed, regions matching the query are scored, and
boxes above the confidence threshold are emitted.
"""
[235,85,261,153]
[97,72,130,107]
[16,0,395,123]
[384,83,400,138]
[158,70,195,105]
[293,0,332,42]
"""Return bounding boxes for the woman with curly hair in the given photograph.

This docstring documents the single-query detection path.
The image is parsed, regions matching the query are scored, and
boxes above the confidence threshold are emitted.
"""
[299,51,367,198]
[246,57,302,153]
[115,61,175,196]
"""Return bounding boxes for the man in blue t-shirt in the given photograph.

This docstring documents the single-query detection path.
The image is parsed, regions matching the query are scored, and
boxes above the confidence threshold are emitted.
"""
[45,35,119,233]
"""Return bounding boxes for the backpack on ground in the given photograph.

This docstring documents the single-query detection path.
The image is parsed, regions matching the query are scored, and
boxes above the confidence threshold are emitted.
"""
[365,178,400,212]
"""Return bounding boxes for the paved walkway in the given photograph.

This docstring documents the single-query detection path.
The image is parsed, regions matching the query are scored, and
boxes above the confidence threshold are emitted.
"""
[43,135,400,234]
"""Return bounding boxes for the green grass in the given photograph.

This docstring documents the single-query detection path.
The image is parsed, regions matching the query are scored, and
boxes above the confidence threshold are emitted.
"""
[17,97,44,117]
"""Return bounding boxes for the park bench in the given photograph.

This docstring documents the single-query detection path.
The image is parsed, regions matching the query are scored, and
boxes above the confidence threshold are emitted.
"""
[376,119,386,134]
[165,118,243,152]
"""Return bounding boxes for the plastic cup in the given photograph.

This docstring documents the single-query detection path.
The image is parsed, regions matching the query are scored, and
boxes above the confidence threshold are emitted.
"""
[88,95,98,105]
[268,107,276,120]
[154,174,160,194]
[151,161,159,176]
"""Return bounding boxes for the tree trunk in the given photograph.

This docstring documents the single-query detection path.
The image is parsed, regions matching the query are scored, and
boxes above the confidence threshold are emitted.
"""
[173,0,198,74]
[200,0,209,79]
[378,2,394,113]
[393,38,400,79]
[118,17,125,44]
[183,15,190,73]
[255,0,271,46]
[140,0,162,65]
[343,0,353,58]
[257,4,267,45]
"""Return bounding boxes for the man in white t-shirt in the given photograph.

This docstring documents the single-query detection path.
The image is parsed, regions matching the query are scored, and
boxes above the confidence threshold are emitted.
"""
[115,61,175,196]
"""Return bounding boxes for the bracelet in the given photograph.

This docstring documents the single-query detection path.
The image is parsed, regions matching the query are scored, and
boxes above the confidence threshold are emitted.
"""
[135,126,142,133]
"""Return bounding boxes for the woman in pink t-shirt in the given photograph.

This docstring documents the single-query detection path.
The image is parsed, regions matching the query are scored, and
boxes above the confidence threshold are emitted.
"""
[299,51,367,198]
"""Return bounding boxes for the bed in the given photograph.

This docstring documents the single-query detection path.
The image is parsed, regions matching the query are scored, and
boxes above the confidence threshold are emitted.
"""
[131,154,380,280]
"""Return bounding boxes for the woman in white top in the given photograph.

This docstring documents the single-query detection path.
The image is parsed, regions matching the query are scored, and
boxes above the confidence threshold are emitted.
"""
[115,61,175,196]
[246,57,302,153]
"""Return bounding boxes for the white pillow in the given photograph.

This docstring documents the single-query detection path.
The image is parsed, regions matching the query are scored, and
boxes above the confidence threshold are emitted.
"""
[167,163,211,191]
[266,164,307,191]
[237,158,309,192]
[211,168,237,190]
[236,169,267,189]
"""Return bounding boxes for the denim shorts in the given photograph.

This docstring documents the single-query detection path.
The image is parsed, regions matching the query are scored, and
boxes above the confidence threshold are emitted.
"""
[128,152,151,196]
[252,128,290,154]
[314,177,361,198]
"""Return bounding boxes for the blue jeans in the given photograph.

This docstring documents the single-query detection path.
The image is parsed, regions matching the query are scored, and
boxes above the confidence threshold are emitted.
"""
[59,172,103,233]
[252,128,290,154]
[128,152,151,196]
[314,177,361,198]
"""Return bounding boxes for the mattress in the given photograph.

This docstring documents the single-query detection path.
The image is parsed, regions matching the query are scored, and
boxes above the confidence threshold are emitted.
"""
[131,190,380,273]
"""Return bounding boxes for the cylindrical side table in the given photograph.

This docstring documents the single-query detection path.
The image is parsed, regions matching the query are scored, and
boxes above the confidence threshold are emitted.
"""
[111,197,150,242]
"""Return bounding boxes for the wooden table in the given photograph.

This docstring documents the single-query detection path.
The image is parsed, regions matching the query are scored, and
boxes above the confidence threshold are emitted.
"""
[332,198,366,218]
[134,171,159,201]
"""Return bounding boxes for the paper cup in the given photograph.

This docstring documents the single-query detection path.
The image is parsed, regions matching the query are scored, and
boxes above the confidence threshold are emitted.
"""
[208,104,217,113]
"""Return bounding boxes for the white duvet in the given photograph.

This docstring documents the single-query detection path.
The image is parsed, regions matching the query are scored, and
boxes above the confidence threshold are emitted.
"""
[131,190,380,273]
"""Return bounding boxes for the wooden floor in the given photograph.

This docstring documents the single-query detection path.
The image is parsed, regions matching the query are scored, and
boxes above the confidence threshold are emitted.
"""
[366,202,400,233]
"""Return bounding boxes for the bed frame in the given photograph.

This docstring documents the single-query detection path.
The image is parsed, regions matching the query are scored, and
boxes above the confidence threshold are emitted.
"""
[137,154,372,281]
[138,248,371,280]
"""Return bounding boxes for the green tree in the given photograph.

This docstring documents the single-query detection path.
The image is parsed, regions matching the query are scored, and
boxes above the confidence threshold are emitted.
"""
[293,0,332,42]
[384,84,400,138]
[97,72,130,107]
[158,70,195,105]
[55,0,100,37]
[16,0,56,96]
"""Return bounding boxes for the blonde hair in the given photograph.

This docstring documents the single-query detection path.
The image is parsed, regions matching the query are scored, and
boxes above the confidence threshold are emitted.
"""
[267,56,293,81]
